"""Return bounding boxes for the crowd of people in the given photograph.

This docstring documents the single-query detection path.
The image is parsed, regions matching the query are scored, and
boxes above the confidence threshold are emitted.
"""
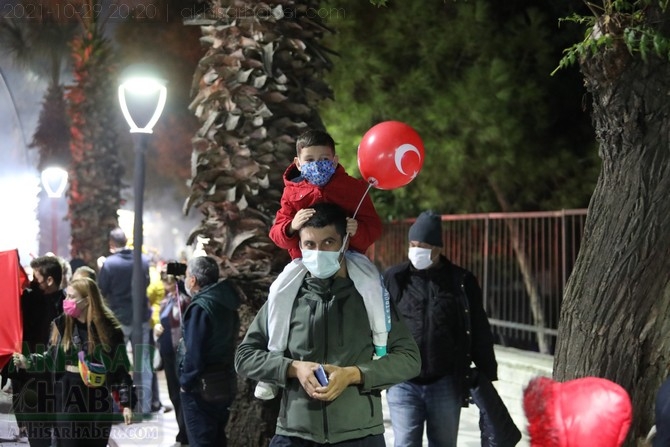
[2,229,187,447]
[1,129,667,447]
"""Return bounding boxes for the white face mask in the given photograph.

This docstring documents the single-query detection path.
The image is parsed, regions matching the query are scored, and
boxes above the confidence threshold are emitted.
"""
[408,247,434,270]
[301,249,342,279]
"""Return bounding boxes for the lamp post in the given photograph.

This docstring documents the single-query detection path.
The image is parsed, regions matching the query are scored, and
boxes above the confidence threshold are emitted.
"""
[41,167,68,255]
[118,66,166,412]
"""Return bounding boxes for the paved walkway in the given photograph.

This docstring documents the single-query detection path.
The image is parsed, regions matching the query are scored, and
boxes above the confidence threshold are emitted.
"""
[0,345,553,446]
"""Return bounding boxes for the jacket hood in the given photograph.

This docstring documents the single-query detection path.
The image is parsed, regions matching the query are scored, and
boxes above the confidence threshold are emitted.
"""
[523,376,632,447]
[192,280,240,311]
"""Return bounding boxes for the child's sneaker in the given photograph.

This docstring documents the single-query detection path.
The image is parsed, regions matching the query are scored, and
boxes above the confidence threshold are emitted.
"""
[254,381,278,400]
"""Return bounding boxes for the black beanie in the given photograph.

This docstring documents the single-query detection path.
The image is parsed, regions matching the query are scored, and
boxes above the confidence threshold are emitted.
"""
[408,211,443,247]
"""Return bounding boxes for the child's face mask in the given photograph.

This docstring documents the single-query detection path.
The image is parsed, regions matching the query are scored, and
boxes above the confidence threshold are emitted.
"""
[300,160,336,187]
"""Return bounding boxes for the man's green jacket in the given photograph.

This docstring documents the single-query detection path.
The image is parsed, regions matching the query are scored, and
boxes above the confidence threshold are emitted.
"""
[235,275,421,444]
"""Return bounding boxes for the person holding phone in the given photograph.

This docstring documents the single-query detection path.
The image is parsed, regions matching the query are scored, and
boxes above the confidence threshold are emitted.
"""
[235,203,421,447]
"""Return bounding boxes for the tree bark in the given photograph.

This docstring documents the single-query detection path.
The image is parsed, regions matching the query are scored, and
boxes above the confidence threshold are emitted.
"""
[554,42,670,445]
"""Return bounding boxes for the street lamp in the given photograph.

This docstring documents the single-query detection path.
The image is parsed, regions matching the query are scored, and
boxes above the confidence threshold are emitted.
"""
[118,65,166,413]
[41,167,68,255]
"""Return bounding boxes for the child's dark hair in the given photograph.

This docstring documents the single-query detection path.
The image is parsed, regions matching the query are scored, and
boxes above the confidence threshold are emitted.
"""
[296,130,336,155]
[300,202,347,239]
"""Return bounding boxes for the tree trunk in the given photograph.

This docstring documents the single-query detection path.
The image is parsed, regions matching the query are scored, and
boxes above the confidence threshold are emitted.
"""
[554,42,670,445]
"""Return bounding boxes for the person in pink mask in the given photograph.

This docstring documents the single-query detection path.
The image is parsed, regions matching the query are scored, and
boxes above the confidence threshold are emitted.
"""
[13,277,136,446]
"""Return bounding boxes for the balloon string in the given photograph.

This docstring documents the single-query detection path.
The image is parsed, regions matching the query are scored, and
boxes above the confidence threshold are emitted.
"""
[353,182,374,220]
[343,182,374,249]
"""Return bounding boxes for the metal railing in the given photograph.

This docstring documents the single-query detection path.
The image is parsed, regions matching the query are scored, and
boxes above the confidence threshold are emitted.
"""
[369,209,588,355]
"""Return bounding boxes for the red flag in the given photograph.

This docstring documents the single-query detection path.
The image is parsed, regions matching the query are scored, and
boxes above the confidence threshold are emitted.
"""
[0,249,25,370]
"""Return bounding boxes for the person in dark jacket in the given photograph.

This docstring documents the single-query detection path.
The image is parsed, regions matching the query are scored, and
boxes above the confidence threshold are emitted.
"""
[155,272,190,446]
[97,227,152,414]
[8,255,65,447]
[383,210,498,447]
[179,256,240,447]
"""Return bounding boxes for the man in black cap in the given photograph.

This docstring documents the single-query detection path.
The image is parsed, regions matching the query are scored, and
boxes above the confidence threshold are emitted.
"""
[383,210,498,447]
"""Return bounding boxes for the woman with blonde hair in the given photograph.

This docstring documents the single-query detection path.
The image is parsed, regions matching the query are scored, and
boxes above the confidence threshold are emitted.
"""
[13,277,135,447]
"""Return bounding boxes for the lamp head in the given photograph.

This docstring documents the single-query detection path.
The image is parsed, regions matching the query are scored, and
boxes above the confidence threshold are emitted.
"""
[41,167,68,198]
[118,64,167,133]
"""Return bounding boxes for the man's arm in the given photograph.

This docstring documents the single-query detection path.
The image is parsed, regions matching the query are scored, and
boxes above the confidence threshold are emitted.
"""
[234,303,294,386]
[179,306,210,391]
[97,264,110,297]
[355,301,421,392]
[465,272,498,380]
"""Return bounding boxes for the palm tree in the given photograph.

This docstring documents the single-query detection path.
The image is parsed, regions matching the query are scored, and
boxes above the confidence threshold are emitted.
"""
[65,6,123,266]
[0,14,75,169]
[0,12,77,255]
[185,1,334,444]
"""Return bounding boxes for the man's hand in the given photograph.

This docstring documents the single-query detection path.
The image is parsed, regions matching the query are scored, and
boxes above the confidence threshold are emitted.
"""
[346,218,358,237]
[288,360,323,396]
[289,209,316,235]
[311,364,362,402]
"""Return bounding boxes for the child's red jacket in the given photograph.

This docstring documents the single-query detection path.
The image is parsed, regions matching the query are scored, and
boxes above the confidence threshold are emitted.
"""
[270,163,382,259]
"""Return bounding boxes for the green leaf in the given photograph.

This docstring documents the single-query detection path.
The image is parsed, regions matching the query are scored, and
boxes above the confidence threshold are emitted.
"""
[624,28,636,54]
[640,32,649,61]
[653,34,665,56]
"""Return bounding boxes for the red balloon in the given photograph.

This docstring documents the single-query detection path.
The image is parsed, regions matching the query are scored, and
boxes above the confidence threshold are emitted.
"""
[357,121,425,190]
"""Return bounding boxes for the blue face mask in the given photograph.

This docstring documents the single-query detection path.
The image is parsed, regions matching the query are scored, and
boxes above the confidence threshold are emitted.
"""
[301,248,343,279]
[300,160,336,187]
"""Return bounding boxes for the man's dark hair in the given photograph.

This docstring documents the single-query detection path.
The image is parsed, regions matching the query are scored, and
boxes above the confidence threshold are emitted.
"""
[109,227,128,248]
[296,129,336,155]
[30,256,63,287]
[187,256,219,288]
[299,202,347,239]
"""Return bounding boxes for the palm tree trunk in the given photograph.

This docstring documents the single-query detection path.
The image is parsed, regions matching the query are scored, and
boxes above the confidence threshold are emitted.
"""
[66,23,123,265]
[185,2,334,444]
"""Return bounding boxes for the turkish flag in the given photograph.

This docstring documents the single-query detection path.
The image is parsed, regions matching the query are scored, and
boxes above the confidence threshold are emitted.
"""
[0,249,27,370]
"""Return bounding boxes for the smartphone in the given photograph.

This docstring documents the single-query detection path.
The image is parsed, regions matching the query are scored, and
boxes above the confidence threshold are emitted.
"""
[314,364,329,386]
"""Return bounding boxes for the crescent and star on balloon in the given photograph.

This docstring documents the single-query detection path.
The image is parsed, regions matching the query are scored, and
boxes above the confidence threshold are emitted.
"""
[394,143,422,179]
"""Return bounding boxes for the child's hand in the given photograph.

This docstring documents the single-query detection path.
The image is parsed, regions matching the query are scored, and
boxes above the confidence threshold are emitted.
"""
[346,218,358,237]
[290,208,316,234]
